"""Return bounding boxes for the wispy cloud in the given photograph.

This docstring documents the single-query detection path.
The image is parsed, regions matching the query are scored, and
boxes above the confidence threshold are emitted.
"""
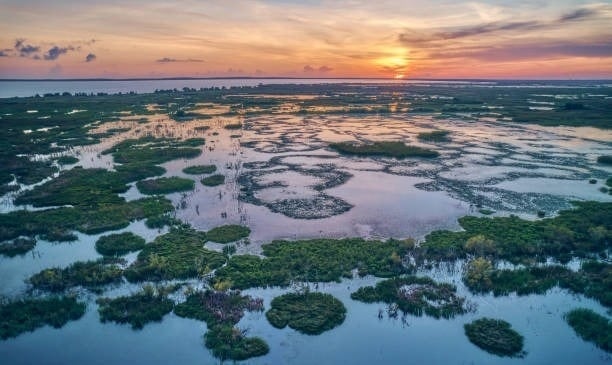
[156,57,203,63]
[85,53,96,62]
[44,46,74,60]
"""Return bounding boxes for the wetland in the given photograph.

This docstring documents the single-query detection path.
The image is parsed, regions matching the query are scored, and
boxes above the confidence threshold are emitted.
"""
[0,80,611,364]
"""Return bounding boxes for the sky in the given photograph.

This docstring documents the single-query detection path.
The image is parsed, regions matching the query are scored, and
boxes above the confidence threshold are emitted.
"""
[0,0,611,79]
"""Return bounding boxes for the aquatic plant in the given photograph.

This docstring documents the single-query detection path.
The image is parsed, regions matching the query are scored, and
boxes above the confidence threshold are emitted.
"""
[464,318,524,357]
[97,286,175,330]
[183,165,217,175]
[0,196,173,242]
[417,130,451,142]
[124,227,225,282]
[0,296,86,340]
[95,232,146,256]
[596,155,612,165]
[329,141,439,159]
[351,276,468,319]
[174,290,268,361]
[57,155,79,165]
[136,176,195,195]
[28,258,124,292]
[565,308,611,352]
[0,237,36,257]
[206,224,250,243]
[420,201,612,263]
[266,291,346,335]
[214,238,411,289]
[201,174,225,186]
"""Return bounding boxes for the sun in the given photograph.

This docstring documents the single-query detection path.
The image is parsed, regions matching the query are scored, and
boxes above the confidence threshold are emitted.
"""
[394,74,405,79]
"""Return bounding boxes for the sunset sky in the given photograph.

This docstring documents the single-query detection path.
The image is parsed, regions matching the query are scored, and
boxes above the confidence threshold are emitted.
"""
[0,0,611,79]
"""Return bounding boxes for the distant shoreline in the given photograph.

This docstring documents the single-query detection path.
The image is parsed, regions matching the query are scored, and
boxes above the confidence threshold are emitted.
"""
[1,77,610,82]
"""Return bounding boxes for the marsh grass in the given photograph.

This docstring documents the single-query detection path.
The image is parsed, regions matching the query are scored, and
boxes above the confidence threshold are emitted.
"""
[97,286,175,330]
[206,225,250,243]
[183,165,217,175]
[201,174,225,186]
[351,276,468,319]
[95,232,146,256]
[136,177,195,195]
[124,227,225,282]
[0,297,86,340]
[266,292,346,335]
[329,141,439,159]
[464,318,524,357]
[565,308,611,352]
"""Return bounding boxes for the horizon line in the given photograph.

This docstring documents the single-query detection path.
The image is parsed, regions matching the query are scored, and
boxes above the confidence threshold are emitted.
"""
[1,76,611,82]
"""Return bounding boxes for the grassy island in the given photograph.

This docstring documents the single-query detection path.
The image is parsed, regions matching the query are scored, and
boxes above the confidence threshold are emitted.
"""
[174,290,268,361]
[0,297,86,340]
[464,318,524,357]
[266,291,346,335]
[28,258,124,292]
[329,141,439,159]
[183,165,217,175]
[417,130,451,142]
[213,238,412,289]
[351,276,467,319]
[97,286,175,330]
[206,225,251,243]
[95,232,146,256]
[0,237,37,257]
[565,308,611,352]
[201,174,225,186]
[124,227,225,282]
[136,177,194,195]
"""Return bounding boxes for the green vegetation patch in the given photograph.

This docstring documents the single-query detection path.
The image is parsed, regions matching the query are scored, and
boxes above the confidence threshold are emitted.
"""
[565,308,611,352]
[95,232,146,256]
[0,237,36,257]
[420,201,612,263]
[201,174,225,186]
[175,290,267,361]
[464,260,612,308]
[597,155,612,165]
[206,225,251,243]
[97,286,175,330]
[464,318,524,357]
[57,155,79,165]
[0,296,86,340]
[15,167,128,207]
[183,165,217,175]
[124,227,226,282]
[0,196,173,242]
[28,258,124,292]
[330,141,439,159]
[103,136,203,165]
[266,292,346,335]
[417,130,451,142]
[351,276,467,319]
[136,177,194,195]
[214,238,412,289]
